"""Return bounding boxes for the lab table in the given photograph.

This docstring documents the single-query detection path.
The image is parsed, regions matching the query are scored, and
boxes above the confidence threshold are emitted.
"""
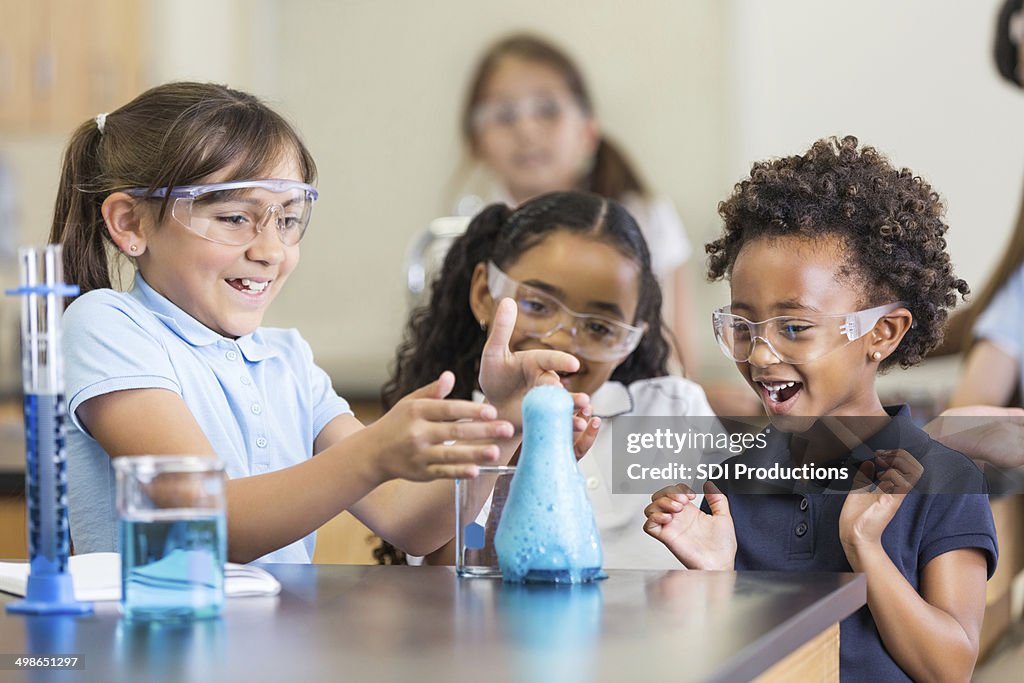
[0,564,865,682]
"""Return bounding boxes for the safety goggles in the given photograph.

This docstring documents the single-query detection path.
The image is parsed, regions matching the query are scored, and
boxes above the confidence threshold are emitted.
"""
[126,179,318,246]
[712,302,908,365]
[487,262,646,362]
[471,93,583,131]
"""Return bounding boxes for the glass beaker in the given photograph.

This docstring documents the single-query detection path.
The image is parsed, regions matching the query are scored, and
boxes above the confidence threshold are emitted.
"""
[455,465,516,577]
[115,456,227,621]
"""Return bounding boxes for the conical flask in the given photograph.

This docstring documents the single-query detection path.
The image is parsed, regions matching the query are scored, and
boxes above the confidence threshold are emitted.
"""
[495,384,603,583]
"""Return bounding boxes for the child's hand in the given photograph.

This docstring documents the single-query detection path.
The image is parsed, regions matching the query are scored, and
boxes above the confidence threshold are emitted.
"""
[479,298,591,428]
[366,371,514,481]
[574,416,601,461]
[839,452,917,568]
[923,406,1024,469]
[643,482,736,570]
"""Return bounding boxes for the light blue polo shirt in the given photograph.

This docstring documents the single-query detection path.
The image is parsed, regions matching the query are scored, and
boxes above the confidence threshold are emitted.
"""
[63,273,352,563]
[974,263,1024,401]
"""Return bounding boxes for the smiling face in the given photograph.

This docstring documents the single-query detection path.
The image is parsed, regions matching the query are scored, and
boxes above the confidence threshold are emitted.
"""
[133,156,304,338]
[471,231,642,397]
[728,235,888,429]
[471,56,598,204]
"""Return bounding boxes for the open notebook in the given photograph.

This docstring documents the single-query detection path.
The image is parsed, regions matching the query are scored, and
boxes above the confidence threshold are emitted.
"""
[0,552,281,601]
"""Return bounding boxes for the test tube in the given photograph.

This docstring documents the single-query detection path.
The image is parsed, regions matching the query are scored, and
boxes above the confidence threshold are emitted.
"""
[5,244,91,614]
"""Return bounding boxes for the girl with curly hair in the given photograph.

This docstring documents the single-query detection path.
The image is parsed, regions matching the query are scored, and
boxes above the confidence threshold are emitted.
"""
[645,136,997,681]
[377,190,715,569]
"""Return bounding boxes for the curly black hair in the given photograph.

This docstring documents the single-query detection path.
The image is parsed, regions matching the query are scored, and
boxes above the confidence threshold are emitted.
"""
[383,190,671,408]
[706,135,969,371]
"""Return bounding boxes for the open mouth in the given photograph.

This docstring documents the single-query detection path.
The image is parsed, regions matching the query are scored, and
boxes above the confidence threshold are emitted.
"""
[226,278,270,295]
[756,379,803,413]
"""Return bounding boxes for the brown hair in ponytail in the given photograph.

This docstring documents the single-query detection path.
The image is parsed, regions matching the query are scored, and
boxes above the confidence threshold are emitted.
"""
[48,82,316,293]
[460,34,646,200]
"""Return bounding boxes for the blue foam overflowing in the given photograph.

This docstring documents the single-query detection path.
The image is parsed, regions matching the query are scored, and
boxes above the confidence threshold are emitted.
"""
[495,385,603,583]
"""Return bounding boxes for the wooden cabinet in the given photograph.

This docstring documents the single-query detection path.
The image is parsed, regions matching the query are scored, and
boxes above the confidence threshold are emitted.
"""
[0,496,25,559]
[0,0,146,132]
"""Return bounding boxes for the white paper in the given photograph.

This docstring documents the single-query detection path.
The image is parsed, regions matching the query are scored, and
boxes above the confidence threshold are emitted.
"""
[0,553,281,601]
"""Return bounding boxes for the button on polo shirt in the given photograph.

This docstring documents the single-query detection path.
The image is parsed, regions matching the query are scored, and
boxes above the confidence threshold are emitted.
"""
[703,406,997,682]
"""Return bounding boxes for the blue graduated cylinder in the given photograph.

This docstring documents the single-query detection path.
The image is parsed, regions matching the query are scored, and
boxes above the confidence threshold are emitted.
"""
[5,257,91,615]
[7,394,90,614]
[25,393,71,572]
[495,384,603,583]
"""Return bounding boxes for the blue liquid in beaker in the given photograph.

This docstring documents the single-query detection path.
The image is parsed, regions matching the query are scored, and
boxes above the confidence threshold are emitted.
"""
[120,514,226,621]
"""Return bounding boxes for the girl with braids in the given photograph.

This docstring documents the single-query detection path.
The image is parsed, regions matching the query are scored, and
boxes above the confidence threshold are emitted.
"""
[379,191,715,569]
[50,82,588,564]
[645,136,997,681]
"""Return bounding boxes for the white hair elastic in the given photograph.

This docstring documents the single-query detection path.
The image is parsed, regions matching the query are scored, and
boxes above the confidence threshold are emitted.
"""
[95,112,108,135]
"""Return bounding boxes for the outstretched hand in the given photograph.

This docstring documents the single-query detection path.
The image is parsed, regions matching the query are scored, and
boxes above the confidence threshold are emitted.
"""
[478,298,592,429]
[367,371,515,481]
[643,481,736,570]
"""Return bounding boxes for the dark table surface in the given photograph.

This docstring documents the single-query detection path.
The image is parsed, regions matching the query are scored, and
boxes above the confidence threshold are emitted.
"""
[0,564,865,683]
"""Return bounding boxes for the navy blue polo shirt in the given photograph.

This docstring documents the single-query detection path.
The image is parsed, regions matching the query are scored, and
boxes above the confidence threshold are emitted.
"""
[703,405,998,682]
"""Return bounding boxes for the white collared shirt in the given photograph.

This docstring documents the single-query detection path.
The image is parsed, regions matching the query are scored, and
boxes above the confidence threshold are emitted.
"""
[581,376,715,569]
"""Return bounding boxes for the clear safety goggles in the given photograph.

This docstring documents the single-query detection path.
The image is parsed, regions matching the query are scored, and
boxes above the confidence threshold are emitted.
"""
[471,93,583,131]
[126,179,318,246]
[712,302,909,365]
[487,262,646,362]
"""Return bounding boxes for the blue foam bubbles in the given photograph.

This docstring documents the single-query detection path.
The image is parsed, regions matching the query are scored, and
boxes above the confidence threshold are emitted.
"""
[495,385,603,583]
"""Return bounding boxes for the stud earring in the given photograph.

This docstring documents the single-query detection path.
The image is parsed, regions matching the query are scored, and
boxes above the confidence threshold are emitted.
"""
[479,319,487,331]
[129,244,138,253]
[871,351,882,361]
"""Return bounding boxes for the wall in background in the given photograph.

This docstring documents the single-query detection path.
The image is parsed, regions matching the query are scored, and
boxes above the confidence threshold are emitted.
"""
[270,0,727,394]
[0,0,1019,398]
[728,0,1024,292]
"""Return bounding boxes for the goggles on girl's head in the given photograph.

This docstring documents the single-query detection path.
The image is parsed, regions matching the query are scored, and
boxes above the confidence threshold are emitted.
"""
[125,179,318,247]
[487,262,646,363]
[712,302,909,365]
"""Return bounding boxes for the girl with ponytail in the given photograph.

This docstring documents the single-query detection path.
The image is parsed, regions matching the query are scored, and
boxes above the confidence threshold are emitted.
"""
[51,82,588,564]
[450,34,699,375]
[378,191,715,568]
